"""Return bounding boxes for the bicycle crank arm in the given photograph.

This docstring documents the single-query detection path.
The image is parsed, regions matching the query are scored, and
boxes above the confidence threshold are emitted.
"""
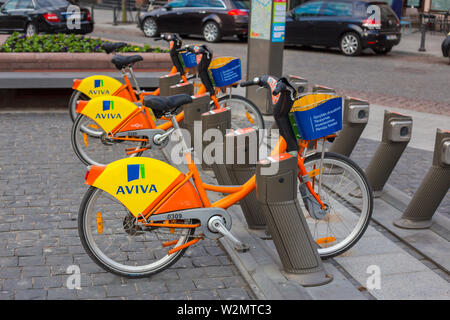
[115,129,169,148]
[147,208,248,252]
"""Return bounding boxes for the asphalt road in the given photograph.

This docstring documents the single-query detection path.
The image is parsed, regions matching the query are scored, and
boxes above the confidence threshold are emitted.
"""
[91,30,450,115]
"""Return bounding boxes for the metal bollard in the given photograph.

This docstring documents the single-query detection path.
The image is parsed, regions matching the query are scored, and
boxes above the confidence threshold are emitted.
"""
[288,75,308,94]
[256,153,332,286]
[168,82,194,96]
[113,6,118,26]
[394,128,450,229]
[225,127,265,229]
[200,108,233,185]
[312,85,336,95]
[328,97,370,157]
[418,13,427,52]
[182,93,211,145]
[365,110,412,197]
[159,73,181,97]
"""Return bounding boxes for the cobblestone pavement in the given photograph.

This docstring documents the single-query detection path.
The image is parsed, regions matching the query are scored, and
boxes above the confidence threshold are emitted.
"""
[350,138,449,217]
[0,113,254,300]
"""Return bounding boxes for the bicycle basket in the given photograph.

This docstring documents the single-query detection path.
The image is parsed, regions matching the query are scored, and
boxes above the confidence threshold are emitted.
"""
[180,51,198,68]
[208,57,242,87]
[290,94,343,140]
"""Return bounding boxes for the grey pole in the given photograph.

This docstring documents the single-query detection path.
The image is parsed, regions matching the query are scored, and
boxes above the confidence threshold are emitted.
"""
[328,97,370,157]
[159,73,181,97]
[182,94,211,146]
[225,127,266,229]
[394,128,450,229]
[365,110,412,197]
[418,13,427,52]
[312,84,336,95]
[200,108,233,185]
[288,75,308,94]
[256,154,333,286]
[113,6,118,26]
[246,0,286,115]
[168,82,194,96]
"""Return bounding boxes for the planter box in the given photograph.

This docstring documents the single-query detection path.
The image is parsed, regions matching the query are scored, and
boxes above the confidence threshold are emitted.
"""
[0,52,172,71]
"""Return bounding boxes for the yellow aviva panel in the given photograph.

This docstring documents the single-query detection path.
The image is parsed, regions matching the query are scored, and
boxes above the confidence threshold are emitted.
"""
[92,157,184,217]
[80,96,138,133]
[291,94,336,112]
[76,75,123,98]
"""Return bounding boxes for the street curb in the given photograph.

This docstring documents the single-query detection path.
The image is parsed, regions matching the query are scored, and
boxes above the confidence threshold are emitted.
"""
[94,24,144,37]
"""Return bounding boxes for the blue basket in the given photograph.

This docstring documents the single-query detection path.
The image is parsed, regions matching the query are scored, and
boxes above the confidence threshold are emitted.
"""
[209,57,242,87]
[180,51,198,68]
[292,96,343,140]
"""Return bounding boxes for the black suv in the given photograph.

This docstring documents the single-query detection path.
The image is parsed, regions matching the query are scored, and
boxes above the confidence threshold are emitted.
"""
[138,0,249,42]
[285,0,401,56]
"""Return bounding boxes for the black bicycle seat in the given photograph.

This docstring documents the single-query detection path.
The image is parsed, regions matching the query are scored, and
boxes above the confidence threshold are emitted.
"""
[143,94,193,113]
[102,42,127,54]
[111,55,143,70]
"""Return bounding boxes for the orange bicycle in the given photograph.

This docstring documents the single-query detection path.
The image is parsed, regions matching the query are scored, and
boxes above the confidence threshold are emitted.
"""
[77,76,372,277]
[71,44,263,166]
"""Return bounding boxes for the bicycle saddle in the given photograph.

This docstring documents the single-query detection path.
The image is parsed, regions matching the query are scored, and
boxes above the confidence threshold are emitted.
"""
[111,55,143,70]
[101,42,127,54]
[143,94,193,113]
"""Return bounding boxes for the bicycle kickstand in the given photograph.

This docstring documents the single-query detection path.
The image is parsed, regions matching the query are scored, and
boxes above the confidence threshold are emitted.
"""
[208,216,249,253]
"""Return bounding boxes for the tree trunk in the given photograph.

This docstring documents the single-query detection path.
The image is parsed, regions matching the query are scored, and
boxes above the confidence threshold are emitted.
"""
[121,0,127,23]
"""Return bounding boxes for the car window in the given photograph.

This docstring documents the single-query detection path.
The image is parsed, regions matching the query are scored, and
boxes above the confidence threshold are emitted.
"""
[36,0,72,6]
[293,1,323,17]
[186,0,208,7]
[321,1,353,16]
[209,0,225,8]
[16,0,33,9]
[232,0,249,9]
[169,0,188,8]
[4,0,19,10]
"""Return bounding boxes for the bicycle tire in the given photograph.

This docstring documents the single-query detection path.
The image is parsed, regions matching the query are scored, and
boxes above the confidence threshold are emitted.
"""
[302,152,373,258]
[69,90,89,123]
[71,114,145,166]
[78,187,195,278]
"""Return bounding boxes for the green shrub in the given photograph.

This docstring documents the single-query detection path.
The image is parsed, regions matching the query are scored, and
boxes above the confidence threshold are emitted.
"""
[0,32,167,53]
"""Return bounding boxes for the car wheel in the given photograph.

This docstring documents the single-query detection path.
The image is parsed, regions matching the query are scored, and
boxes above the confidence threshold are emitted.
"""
[373,46,392,55]
[25,23,38,37]
[203,21,221,43]
[340,32,362,56]
[142,17,158,37]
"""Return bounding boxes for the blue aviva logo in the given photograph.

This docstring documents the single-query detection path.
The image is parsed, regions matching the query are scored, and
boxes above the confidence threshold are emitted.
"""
[94,79,104,88]
[127,164,145,182]
[103,100,114,111]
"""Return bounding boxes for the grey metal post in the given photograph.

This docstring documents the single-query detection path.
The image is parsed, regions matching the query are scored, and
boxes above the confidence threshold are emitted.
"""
[288,75,308,94]
[246,0,286,115]
[182,93,211,145]
[168,82,194,96]
[225,127,265,229]
[256,154,333,286]
[91,5,95,22]
[328,97,370,157]
[365,110,412,197]
[200,108,233,185]
[159,73,181,97]
[113,6,118,26]
[312,84,336,95]
[394,128,450,229]
[418,13,427,52]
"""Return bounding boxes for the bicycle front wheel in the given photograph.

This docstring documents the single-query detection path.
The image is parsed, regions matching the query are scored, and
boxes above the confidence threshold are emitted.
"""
[78,187,195,278]
[214,95,265,132]
[301,152,373,258]
[71,114,145,166]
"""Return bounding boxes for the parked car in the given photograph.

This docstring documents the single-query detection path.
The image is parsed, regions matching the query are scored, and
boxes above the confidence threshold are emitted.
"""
[442,32,450,63]
[0,0,94,37]
[138,0,249,42]
[285,0,401,56]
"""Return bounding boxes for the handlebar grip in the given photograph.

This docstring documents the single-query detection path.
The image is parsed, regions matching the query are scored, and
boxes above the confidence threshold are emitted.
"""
[272,82,286,96]
[240,80,255,87]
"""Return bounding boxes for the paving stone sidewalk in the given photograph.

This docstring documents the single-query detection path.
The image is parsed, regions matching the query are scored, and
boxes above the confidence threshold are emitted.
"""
[0,113,254,300]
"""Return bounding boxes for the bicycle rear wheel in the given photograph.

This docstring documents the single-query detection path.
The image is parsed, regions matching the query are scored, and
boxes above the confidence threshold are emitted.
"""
[71,114,145,166]
[301,152,373,258]
[69,90,89,123]
[78,187,195,278]
[214,95,265,133]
